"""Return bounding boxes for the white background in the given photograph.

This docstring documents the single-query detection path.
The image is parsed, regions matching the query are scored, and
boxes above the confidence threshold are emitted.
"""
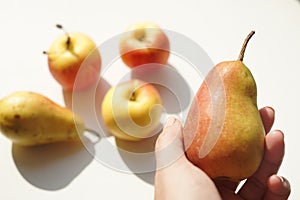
[0,0,300,199]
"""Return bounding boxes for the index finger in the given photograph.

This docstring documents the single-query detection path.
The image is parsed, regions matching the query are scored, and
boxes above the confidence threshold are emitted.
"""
[214,106,275,192]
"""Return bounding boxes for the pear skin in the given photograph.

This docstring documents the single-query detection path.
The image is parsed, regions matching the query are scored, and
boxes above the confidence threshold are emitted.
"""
[0,91,85,146]
[183,31,265,181]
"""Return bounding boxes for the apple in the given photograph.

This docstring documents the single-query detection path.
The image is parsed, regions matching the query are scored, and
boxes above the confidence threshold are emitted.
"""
[119,22,170,68]
[101,79,163,141]
[46,24,101,91]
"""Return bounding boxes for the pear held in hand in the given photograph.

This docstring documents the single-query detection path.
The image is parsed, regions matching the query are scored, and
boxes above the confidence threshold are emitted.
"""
[183,31,265,181]
[0,91,85,146]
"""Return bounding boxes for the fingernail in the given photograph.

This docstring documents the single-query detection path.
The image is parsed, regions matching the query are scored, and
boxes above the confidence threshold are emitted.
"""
[157,117,177,145]
[278,176,285,183]
[271,130,284,138]
[267,106,275,116]
[271,130,278,135]
[164,117,176,129]
[279,176,290,189]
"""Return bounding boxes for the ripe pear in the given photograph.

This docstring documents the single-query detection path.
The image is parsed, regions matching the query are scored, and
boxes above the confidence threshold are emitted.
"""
[183,31,265,181]
[0,91,85,146]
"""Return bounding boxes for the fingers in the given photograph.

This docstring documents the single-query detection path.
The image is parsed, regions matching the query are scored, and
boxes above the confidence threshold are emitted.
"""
[155,117,223,200]
[264,175,291,200]
[155,117,183,150]
[155,117,186,169]
[259,106,275,133]
[238,130,285,199]
[214,179,240,193]
[213,107,274,194]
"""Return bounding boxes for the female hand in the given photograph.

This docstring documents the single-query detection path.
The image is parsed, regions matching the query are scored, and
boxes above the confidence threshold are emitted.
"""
[154,107,291,200]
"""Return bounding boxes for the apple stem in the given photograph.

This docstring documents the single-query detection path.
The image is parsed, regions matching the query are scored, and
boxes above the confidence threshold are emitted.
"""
[130,91,136,101]
[56,24,71,49]
[43,51,48,55]
[238,31,255,62]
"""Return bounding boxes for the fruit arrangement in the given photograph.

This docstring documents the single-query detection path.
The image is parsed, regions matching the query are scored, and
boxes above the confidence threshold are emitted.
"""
[0,22,266,182]
[0,22,167,146]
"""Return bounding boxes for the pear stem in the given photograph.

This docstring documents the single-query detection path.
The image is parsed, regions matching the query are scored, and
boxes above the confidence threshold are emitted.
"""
[56,24,71,49]
[238,31,255,62]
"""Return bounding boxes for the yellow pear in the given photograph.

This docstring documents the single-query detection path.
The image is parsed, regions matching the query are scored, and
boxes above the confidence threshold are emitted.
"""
[183,31,265,181]
[0,91,85,146]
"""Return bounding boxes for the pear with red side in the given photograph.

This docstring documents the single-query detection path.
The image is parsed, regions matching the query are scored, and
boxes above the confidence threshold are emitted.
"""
[183,31,265,181]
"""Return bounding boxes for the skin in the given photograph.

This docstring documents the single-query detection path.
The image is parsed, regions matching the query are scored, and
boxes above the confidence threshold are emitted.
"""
[155,107,291,199]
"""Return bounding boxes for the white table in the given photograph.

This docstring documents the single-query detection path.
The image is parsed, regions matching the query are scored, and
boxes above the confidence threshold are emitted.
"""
[0,0,299,199]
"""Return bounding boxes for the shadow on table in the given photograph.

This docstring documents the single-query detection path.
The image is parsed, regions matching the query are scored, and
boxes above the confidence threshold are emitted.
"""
[12,77,112,191]
[13,67,190,188]
[63,77,112,138]
[112,63,193,185]
[12,137,95,191]
[115,133,159,185]
[131,63,193,114]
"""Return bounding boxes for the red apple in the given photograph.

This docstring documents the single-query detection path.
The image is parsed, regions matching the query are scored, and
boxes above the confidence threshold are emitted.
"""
[46,25,101,91]
[119,22,170,68]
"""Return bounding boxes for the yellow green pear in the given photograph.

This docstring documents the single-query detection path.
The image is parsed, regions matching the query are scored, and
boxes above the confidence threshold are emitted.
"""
[183,31,265,181]
[0,91,85,146]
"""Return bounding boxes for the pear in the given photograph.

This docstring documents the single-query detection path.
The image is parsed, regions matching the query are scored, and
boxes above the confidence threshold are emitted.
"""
[183,31,265,181]
[0,91,85,146]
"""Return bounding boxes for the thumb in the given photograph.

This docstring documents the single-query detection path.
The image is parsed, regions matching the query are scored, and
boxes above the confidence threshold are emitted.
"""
[155,117,186,169]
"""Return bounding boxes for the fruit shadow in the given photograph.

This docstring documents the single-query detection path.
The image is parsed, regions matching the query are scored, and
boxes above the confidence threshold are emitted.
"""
[12,137,94,191]
[130,63,192,114]
[115,134,159,185]
[11,78,112,191]
[63,77,112,137]
[63,77,158,184]
[112,63,192,184]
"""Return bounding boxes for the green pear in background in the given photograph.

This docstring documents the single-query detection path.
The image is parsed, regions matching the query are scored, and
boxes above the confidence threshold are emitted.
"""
[0,91,85,146]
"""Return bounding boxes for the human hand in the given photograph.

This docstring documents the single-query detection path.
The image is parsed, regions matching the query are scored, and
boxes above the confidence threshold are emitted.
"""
[154,107,291,200]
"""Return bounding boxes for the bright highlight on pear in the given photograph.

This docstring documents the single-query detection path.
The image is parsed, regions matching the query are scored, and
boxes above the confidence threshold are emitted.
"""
[183,31,266,181]
[0,91,85,146]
